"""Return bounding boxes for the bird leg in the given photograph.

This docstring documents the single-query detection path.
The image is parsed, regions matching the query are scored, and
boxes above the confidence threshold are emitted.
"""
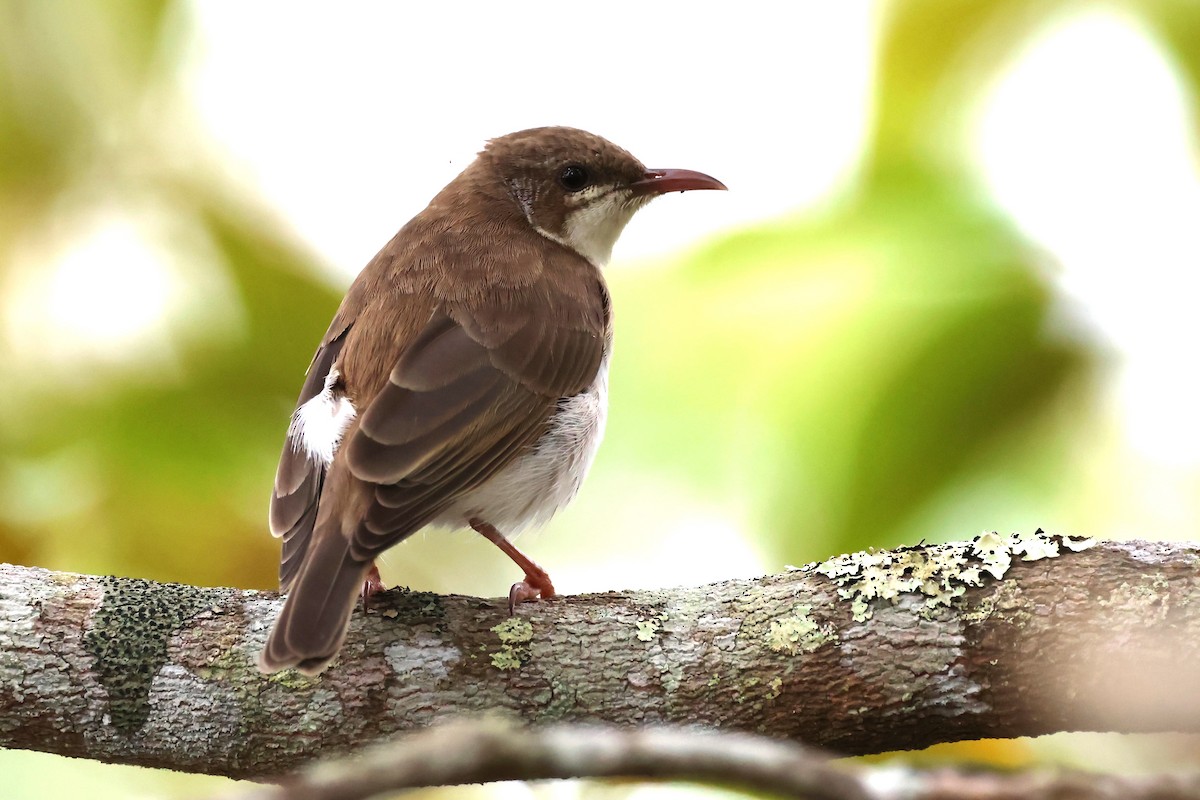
[469,518,556,613]
[360,562,386,612]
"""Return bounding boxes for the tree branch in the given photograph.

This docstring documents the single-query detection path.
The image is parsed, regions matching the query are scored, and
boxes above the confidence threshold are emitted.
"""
[216,720,1200,800]
[2,533,1199,779]
[223,720,866,800]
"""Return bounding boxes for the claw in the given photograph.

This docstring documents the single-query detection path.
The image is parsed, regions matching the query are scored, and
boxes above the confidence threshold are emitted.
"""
[508,571,556,615]
[360,564,385,612]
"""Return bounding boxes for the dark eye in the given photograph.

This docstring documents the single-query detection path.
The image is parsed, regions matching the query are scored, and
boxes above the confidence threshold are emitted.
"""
[559,164,591,192]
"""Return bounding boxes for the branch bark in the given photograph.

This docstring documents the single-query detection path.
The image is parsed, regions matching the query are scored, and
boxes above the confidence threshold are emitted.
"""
[1,534,1199,780]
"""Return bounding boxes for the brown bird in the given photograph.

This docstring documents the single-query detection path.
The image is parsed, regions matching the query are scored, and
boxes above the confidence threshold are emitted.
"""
[259,126,725,675]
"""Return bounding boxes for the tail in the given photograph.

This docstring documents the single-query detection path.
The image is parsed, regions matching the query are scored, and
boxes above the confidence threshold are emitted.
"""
[258,529,370,676]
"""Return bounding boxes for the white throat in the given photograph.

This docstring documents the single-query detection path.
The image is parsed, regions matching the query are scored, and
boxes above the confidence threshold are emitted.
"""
[536,189,645,267]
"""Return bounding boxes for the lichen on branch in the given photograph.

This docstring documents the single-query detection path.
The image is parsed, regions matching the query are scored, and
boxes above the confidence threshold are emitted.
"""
[0,535,1198,779]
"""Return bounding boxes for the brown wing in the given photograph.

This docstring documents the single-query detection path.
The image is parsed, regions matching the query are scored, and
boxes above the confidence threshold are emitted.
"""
[345,304,604,559]
[260,291,607,675]
[268,326,349,590]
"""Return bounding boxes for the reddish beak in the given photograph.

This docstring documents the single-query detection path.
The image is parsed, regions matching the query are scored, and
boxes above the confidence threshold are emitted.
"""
[630,168,728,196]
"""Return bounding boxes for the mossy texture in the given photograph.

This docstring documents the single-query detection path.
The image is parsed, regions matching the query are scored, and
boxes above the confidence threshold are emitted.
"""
[84,577,221,734]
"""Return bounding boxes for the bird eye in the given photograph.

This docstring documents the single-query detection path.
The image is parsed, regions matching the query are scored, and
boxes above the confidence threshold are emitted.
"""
[559,165,591,192]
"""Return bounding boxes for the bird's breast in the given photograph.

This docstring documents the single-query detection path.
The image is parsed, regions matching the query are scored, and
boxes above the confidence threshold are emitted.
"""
[438,351,610,533]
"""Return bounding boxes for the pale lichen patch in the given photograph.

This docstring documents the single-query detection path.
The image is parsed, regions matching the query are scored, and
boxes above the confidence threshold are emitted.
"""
[634,609,668,643]
[768,606,838,655]
[490,649,523,671]
[386,639,460,680]
[492,618,532,644]
[1099,578,1172,621]
[850,596,871,624]
[807,529,1095,622]
[490,618,533,671]
[1063,535,1097,552]
[296,687,343,734]
[266,668,318,690]
[142,665,243,754]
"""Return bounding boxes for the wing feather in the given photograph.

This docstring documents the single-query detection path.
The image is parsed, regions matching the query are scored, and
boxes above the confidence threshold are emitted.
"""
[268,329,349,589]
[343,310,570,557]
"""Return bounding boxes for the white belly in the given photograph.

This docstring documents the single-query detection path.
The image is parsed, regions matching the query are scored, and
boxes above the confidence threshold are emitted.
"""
[436,355,609,534]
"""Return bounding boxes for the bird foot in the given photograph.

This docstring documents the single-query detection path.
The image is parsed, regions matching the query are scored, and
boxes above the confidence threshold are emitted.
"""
[360,564,386,612]
[508,569,556,615]
[468,518,558,614]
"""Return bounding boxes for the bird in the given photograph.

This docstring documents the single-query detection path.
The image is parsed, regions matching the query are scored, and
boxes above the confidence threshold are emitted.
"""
[259,126,726,675]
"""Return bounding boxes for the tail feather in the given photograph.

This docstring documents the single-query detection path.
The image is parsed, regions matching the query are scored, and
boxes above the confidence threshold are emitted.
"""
[258,530,370,676]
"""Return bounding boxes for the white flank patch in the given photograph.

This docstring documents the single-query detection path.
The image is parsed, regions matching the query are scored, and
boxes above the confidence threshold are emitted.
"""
[289,368,357,465]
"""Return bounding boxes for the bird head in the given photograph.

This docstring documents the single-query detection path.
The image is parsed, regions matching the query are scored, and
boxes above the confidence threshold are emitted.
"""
[476,127,726,267]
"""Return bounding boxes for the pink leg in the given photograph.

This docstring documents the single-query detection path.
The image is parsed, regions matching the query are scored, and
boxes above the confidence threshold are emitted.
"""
[470,519,556,613]
[360,562,386,612]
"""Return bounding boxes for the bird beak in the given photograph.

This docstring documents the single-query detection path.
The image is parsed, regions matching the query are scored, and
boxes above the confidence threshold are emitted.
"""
[629,168,728,196]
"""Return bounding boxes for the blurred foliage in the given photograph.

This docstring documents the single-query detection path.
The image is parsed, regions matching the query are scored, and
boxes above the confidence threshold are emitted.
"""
[612,165,1087,561]
[0,0,343,589]
[2,0,1200,796]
